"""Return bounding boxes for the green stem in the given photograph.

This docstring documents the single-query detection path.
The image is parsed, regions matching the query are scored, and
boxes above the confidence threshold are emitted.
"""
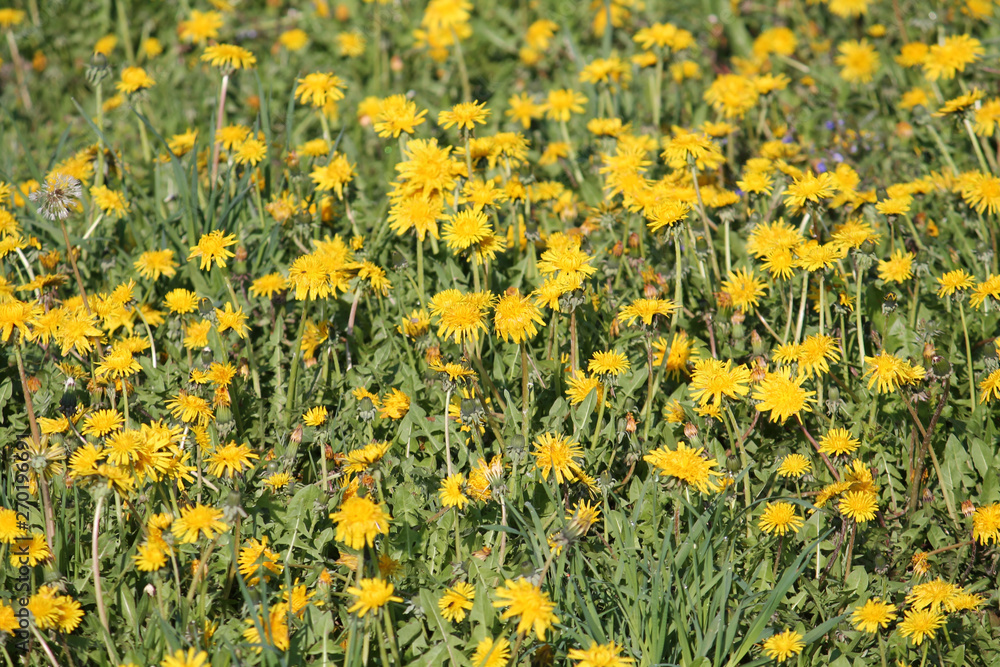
[652,52,663,128]
[560,119,585,186]
[795,271,809,343]
[450,27,471,103]
[924,121,959,175]
[444,388,453,476]
[115,0,135,63]
[855,262,865,368]
[383,607,403,666]
[591,381,606,446]
[520,343,530,446]
[723,219,732,274]
[690,162,721,284]
[963,118,990,174]
[284,296,311,429]
[209,74,230,185]
[958,300,976,412]
[671,237,683,330]
[416,235,425,305]
[92,495,120,663]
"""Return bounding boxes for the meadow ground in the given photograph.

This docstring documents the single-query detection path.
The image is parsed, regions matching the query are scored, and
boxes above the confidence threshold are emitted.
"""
[1,0,1000,665]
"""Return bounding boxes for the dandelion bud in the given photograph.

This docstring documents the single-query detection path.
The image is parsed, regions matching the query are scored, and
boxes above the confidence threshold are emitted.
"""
[962,500,976,517]
[59,390,78,417]
[325,444,334,460]
[730,310,745,326]
[358,396,378,422]
[335,3,350,20]
[628,232,640,249]
[611,241,624,257]
[25,375,41,393]
[390,55,403,72]
[750,330,765,356]
[931,355,951,379]
[144,583,156,598]
[215,405,233,424]
[625,412,637,434]
[460,397,484,427]
[643,283,658,298]
[684,422,698,440]
[881,293,897,315]
[895,121,914,140]
[234,245,248,263]
[922,488,934,504]
[751,361,767,384]
[917,344,935,367]
[290,425,303,444]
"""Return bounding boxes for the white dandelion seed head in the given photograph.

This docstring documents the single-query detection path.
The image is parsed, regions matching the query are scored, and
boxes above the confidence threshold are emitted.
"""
[31,173,82,221]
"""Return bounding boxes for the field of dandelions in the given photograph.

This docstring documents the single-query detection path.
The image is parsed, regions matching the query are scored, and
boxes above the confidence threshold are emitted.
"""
[3,0,1000,665]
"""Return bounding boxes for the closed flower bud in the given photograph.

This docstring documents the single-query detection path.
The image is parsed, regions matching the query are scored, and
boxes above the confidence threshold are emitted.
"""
[923,342,935,363]
[628,232,640,249]
[359,396,378,421]
[962,499,976,517]
[643,283,658,298]
[290,425,303,444]
[625,412,637,434]
[684,422,698,440]
[751,330,765,356]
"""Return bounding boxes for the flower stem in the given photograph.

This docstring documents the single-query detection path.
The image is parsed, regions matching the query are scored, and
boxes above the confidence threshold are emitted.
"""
[671,236,683,330]
[795,271,809,344]
[92,494,119,663]
[690,162,721,284]
[5,31,32,112]
[284,296,311,429]
[444,388,453,476]
[383,607,403,666]
[842,521,856,582]
[591,380,606,446]
[652,51,663,128]
[450,27,471,103]
[569,310,579,374]
[209,73,230,185]
[559,120,585,186]
[641,334,655,441]
[520,343,530,446]
[14,342,56,549]
[958,301,976,412]
[416,235,425,305]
